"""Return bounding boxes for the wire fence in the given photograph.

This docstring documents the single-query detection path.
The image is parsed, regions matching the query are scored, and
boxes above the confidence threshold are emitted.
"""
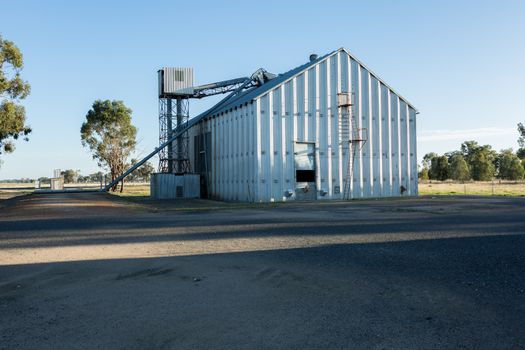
[418,180,525,196]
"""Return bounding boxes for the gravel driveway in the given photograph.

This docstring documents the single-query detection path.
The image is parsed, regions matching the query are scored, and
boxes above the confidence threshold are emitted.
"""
[1,193,524,349]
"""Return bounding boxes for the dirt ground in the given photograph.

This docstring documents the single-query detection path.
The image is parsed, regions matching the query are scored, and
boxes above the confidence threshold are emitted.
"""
[1,193,524,349]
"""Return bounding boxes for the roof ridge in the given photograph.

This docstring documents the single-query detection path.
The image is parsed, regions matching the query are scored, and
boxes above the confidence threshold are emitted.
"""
[189,47,416,127]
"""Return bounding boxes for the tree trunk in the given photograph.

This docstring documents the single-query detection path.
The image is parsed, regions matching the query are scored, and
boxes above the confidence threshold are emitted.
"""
[120,178,124,193]
[111,172,118,192]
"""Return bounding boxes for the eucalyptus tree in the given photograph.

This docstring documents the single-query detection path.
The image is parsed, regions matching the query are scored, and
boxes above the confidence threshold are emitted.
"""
[81,100,137,192]
[0,35,31,160]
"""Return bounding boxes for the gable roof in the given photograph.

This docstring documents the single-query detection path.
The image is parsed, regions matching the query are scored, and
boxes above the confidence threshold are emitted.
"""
[188,47,417,129]
[212,49,337,113]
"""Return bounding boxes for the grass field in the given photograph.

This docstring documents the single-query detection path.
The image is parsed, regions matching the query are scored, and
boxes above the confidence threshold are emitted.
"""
[418,181,525,196]
[0,183,35,201]
[109,181,525,198]
[3,181,525,201]
[0,188,33,200]
[0,182,101,201]
[107,182,150,197]
[0,182,149,202]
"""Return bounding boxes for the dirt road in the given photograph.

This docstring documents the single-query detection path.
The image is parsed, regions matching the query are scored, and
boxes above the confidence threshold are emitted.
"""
[1,193,524,349]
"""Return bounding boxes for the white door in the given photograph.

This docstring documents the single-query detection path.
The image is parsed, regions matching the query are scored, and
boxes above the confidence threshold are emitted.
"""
[294,142,317,200]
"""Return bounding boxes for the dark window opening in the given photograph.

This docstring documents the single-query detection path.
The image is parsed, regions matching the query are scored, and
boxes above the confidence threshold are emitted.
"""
[296,170,315,182]
[193,132,211,174]
[193,132,211,199]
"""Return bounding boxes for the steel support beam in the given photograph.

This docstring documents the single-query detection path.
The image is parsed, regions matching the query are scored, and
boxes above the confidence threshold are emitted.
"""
[167,98,173,173]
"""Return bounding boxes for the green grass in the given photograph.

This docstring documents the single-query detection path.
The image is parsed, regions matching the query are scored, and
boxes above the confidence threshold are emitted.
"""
[107,183,150,197]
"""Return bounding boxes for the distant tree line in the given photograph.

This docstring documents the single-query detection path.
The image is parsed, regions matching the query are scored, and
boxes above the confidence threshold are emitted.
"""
[420,124,525,181]
[0,178,34,183]
[2,162,154,184]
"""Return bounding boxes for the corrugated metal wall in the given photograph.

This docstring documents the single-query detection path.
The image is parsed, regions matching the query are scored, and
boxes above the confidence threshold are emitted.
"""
[189,50,417,202]
[150,173,200,199]
[159,67,194,95]
[188,102,258,201]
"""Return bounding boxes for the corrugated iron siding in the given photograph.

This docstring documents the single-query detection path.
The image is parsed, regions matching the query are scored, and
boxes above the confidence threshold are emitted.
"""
[189,50,417,202]
[188,102,258,201]
[160,67,194,95]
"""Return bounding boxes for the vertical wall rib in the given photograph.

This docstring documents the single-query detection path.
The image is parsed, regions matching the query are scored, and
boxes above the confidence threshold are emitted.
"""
[187,50,417,202]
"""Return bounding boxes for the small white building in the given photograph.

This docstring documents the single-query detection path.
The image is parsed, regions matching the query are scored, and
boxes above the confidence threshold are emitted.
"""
[186,47,418,202]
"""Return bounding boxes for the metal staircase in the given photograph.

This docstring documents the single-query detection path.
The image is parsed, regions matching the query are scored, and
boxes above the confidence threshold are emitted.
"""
[337,92,367,200]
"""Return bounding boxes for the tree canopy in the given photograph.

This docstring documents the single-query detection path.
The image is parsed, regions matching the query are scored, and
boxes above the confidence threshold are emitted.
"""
[129,159,155,182]
[449,154,470,182]
[428,155,449,181]
[518,123,525,159]
[61,169,79,184]
[0,35,31,157]
[421,138,525,182]
[497,149,524,180]
[422,152,438,170]
[460,141,496,181]
[80,100,137,192]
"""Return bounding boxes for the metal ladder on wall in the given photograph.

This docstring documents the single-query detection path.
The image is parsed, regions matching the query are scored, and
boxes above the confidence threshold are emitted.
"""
[338,92,366,200]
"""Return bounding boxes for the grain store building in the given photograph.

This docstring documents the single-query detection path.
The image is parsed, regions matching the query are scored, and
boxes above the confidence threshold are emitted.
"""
[185,47,418,202]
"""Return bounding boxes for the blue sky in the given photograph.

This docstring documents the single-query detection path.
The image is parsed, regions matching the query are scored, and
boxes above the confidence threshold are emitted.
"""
[1,0,524,179]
